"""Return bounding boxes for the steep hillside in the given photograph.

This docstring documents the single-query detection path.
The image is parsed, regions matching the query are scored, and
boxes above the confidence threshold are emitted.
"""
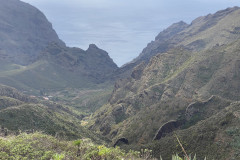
[89,7,240,159]
[90,42,240,141]
[148,101,240,160]
[133,21,188,63]
[0,0,64,65]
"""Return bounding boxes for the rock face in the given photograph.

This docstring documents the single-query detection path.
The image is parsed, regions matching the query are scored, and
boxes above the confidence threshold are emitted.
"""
[0,0,64,65]
[89,7,240,159]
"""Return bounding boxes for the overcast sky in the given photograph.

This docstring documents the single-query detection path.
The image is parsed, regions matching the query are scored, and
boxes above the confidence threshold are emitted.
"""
[20,0,240,66]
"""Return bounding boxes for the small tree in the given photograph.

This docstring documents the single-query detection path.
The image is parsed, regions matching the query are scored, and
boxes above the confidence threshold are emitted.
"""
[73,139,82,157]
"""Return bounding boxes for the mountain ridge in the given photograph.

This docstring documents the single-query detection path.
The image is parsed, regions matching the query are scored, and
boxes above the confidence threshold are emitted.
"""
[88,6,240,160]
[120,6,240,78]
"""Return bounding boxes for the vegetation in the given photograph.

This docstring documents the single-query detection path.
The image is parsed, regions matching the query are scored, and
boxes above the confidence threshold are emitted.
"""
[0,85,105,144]
[1,3,240,160]
[0,42,118,96]
[49,87,113,114]
[0,132,140,160]
[89,38,240,160]
[0,60,113,95]
[0,132,208,160]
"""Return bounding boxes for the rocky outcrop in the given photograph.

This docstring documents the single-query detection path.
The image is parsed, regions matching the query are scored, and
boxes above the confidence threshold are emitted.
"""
[131,62,146,80]
[113,137,129,147]
[185,95,232,122]
[153,120,180,140]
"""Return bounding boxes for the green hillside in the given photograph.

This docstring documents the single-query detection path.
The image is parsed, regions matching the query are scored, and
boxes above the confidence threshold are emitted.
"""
[0,132,139,160]
[1,1,240,159]
[0,60,96,94]
[0,84,104,143]
[148,102,240,160]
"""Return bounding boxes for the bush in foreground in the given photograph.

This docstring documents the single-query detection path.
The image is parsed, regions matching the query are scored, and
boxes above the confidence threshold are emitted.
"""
[0,132,140,160]
[0,132,203,160]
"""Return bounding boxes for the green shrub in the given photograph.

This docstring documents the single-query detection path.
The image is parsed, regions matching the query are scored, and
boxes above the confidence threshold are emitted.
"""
[52,153,65,160]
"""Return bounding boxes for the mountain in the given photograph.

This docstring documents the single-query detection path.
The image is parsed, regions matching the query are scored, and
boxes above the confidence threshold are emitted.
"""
[0,0,65,65]
[0,0,118,96]
[89,7,240,160]
[0,43,118,95]
[1,1,240,159]
[133,21,188,63]
[119,6,240,77]
[40,43,118,83]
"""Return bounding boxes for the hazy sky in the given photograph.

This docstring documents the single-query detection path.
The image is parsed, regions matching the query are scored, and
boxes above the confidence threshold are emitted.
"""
[21,0,240,66]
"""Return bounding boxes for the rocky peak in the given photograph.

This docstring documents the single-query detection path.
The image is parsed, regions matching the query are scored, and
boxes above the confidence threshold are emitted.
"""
[86,44,109,57]
[88,44,99,49]
[155,21,188,41]
[189,6,240,33]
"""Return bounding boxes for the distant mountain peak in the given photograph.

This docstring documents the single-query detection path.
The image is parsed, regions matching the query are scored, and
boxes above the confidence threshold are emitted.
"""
[155,21,188,41]
[128,6,240,69]
[86,44,110,57]
[190,6,240,27]
[88,44,99,49]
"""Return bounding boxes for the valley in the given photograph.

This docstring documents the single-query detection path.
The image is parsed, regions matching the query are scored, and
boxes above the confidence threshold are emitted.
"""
[0,0,240,159]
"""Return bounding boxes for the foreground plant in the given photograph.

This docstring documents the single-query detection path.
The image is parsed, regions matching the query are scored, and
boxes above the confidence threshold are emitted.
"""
[0,132,207,160]
[73,139,82,157]
[0,132,140,160]
[52,153,65,160]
